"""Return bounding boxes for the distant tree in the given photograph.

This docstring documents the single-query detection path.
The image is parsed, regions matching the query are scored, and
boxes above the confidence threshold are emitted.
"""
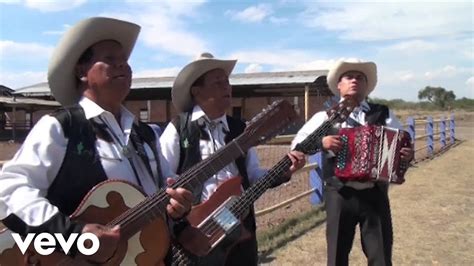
[368,97,419,110]
[452,97,474,111]
[418,86,456,109]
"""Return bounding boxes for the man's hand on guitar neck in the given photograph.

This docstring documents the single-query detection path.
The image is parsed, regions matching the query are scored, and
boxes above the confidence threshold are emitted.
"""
[275,151,306,186]
[166,177,194,219]
[288,151,306,174]
[77,224,120,264]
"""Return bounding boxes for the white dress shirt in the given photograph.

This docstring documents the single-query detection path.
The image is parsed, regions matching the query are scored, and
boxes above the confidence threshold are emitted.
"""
[0,97,174,226]
[160,105,266,202]
[292,100,403,190]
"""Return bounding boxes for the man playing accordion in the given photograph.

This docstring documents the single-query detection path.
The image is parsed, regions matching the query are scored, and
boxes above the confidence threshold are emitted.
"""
[292,60,414,266]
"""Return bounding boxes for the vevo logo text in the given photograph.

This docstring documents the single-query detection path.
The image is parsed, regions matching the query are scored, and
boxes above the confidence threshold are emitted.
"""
[11,233,100,256]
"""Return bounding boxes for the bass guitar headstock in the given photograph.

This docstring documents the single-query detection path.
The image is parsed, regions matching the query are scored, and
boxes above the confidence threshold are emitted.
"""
[326,97,357,123]
[294,97,357,155]
[238,100,298,150]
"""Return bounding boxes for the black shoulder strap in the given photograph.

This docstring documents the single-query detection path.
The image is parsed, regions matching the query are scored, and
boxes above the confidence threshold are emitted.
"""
[132,122,164,189]
[172,112,201,174]
[53,105,97,150]
[366,103,389,125]
[225,115,251,189]
[224,115,246,144]
[171,112,206,203]
[171,112,186,173]
[53,106,79,139]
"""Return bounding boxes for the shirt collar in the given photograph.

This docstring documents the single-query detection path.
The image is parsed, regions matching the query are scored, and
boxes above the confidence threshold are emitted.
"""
[359,100,370,112]
[79,96,104,119]
[337,98,371,113]
[79,96,136,127]
[190,105,229,132]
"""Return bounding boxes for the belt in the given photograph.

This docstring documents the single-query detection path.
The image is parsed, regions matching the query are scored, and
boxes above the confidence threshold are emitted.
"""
[344,181,375,190]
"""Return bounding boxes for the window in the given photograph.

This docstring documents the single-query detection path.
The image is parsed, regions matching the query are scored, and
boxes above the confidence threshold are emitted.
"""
[139,109,149,122]
[25,113,31,129]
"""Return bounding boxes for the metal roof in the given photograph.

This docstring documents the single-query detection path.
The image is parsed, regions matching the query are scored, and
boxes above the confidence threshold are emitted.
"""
[231,70,327,85]
[14,82,51,96]
[13,69,330,98]
[0,96,60,107]
[0,85,15,96]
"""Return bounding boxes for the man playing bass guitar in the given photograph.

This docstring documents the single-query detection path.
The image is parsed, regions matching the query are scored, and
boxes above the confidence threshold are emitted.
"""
[160,53,306,265]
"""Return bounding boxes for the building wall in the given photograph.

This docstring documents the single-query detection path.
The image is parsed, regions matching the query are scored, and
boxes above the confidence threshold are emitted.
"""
[3,109,60,128]
[1,94,331,137]
[33,110,53,124]
[235,95,329,122]
[241,97,271,121]
[150,100,168,123]
[124,100,146,121]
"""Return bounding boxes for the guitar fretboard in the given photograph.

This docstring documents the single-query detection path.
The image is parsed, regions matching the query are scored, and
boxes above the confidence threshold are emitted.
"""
[229,114,340,219]
[106,139,246,239]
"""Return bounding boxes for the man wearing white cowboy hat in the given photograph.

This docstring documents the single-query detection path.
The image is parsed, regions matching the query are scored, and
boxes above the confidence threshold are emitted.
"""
[292,59,414,266]
[0,17,205,264]
[160,52,306,265]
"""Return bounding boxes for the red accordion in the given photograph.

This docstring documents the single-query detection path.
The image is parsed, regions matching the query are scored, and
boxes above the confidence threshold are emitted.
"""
[335,125,411,184]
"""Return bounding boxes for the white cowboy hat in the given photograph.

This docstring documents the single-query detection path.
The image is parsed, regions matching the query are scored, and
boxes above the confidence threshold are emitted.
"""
[48,17,140,106]
[172,52,237,112]
[326,60,377,97]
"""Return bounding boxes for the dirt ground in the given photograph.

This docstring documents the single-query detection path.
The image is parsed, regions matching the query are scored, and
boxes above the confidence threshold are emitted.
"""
[0,142,19,161]
[259,138,474,265]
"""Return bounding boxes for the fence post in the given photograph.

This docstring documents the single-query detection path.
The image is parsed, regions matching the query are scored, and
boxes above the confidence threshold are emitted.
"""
[407,116,416,160]
[450,113,455,144]
[427,116,434,157]
[440,115,446,149]
[406,116,415,149]
[308,152,324,205]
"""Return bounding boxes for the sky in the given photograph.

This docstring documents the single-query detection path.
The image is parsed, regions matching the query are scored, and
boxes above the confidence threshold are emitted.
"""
[0,0,473,101]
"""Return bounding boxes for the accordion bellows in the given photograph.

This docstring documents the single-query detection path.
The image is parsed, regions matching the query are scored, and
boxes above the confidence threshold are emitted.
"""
[335,125,411,184]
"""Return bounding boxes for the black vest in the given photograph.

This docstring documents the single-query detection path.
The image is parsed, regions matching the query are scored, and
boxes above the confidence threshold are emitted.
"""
[323,103,389,189]
[48,105,161,215]
[171,112,256,231]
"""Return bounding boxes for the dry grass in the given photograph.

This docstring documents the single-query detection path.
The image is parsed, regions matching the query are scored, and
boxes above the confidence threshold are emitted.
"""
[258,140,474,265]
[393,109,472,121]
[257,205,326,261]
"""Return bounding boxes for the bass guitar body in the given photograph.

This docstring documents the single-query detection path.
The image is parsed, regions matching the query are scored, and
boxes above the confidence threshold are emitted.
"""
[186,177,252,257]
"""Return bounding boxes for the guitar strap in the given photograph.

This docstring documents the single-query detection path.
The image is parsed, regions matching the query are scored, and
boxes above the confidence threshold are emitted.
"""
[131,122,164,189]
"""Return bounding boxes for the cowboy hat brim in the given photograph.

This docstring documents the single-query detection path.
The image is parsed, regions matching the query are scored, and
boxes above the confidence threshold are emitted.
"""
[48,17,140,106]
[172,58,237,113]
[327,61,377,97]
